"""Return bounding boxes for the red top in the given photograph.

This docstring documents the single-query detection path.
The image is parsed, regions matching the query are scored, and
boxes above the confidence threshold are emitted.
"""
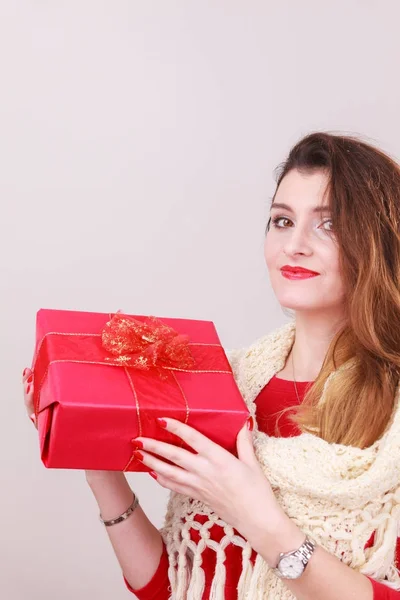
[126,376,400,599]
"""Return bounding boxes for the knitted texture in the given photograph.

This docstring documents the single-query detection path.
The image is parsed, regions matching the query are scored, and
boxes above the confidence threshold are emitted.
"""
[161,322,400,599]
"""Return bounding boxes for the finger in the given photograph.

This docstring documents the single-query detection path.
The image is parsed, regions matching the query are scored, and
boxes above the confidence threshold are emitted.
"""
[29,413,38,429]
[236,418,258,466]
[24,387,38,429]
[156,418,225,459]
[148,471,194,497]
[24,383,35,415]
[133,437,206,473]
[22,368,33,383]
[23,374,34,398]
[132,449,197,486]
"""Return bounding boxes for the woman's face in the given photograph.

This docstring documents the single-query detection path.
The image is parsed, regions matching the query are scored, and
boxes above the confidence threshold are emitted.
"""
[264,169,345,313]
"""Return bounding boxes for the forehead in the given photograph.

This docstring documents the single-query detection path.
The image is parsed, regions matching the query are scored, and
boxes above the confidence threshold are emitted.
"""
[273,169,330,211]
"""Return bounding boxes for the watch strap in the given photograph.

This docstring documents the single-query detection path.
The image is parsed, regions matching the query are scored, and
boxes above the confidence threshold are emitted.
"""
[273,536,316,579]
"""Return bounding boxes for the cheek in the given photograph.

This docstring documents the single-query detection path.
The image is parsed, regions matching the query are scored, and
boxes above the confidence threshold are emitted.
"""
[329,264,345,297]
[322,248,343,287]
[316,257,345,305]
[264,234,279,268]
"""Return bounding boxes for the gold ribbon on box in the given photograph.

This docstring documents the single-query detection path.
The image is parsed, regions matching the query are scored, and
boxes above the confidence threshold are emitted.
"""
[32,313,232,470]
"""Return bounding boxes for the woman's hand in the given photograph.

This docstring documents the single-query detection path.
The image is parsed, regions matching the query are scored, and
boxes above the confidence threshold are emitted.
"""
[21,367,124,485]
[22,367,36,428]
[20,367,165,591]
[131,417,298,554]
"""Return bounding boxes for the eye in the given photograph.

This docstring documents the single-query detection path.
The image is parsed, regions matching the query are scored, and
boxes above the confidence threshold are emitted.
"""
[272,216,293,229]
[320,219,334,231]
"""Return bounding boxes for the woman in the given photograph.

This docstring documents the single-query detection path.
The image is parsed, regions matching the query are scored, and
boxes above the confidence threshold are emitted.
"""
[23,132,400,599]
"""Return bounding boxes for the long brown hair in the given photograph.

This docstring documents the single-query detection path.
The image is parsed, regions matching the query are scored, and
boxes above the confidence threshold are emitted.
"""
[271,132,400,448]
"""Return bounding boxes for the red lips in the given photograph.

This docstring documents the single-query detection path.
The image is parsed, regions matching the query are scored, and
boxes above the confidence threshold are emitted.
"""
[281,265,320,276]
[280,265,320,280]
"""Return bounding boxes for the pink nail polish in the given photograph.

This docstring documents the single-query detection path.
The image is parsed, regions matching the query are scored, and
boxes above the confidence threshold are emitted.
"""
[247,416,254,431]
[156,418,168,429]
[149,471,158,480]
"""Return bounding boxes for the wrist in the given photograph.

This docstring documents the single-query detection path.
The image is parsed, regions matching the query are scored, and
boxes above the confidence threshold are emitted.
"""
[85,469,127,488]
[85,470,137,522]
[247,510,305,568]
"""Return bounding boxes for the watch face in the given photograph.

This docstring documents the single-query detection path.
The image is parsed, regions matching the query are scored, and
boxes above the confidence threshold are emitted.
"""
[279,555,305,579]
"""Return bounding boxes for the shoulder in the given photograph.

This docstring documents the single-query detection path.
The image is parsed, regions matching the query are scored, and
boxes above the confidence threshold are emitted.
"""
[225,321,295,397]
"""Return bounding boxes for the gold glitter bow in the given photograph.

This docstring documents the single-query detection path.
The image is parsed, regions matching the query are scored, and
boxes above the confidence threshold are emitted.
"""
[101,313,196,372]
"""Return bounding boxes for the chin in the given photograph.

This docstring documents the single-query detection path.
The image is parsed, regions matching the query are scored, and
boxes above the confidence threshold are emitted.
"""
[277,294,344,314]
[274,292,325,312]
[279,301,321,311]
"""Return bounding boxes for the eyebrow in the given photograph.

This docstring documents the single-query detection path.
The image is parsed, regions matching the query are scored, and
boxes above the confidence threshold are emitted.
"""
[270,202,331,213]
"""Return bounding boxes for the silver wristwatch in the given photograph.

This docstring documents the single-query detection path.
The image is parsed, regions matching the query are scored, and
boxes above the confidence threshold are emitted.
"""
[273,536,315,580]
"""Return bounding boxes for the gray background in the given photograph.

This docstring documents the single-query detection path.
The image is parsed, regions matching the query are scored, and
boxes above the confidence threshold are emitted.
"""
[2,1,399,598]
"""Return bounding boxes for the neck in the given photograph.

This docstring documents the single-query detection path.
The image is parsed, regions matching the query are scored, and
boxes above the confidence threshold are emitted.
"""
[291,309,346,381]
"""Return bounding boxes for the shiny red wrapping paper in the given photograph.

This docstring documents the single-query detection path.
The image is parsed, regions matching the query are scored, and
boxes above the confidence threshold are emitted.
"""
[32,309,249,471]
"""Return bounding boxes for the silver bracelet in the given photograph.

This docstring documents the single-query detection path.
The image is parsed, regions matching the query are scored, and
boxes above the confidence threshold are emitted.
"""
[100,493,139,527]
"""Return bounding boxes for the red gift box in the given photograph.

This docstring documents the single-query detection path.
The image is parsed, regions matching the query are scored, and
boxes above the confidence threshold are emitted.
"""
[32,309,249,471]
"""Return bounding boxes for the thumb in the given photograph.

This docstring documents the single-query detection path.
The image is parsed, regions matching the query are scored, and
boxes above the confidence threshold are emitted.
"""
[236,417,257,465]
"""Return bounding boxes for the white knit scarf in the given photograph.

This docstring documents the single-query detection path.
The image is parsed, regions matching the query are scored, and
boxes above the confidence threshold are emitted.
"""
[161,322,400,599]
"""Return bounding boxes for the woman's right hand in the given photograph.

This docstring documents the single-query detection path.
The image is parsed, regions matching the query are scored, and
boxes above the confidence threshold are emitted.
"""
[22,367,37,428]
[22,367,116,482]
[22,367,126,484]
[21,367,163,591]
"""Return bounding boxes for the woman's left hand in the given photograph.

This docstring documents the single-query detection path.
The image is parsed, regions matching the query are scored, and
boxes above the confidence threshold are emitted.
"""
[131,417,293,551]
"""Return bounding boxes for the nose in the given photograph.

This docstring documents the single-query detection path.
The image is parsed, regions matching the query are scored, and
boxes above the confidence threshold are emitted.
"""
[283,224,313,258]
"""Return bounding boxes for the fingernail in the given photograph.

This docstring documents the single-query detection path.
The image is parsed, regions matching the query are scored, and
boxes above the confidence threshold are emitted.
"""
[27,375,33,384]
[247,416,254,431]
[26,385,31,395]
[23,368,28,377]
[29,413,36,424]
[131,440,144,450]
[133,450,144,461]
[156,418,168,429]
[149,471,158,480]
